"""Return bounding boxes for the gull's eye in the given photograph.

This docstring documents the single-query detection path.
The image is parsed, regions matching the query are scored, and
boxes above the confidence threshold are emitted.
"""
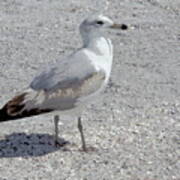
[96,21,104,25]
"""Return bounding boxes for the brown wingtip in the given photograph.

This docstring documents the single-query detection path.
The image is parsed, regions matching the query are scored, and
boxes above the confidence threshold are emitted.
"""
[0,93,53,122]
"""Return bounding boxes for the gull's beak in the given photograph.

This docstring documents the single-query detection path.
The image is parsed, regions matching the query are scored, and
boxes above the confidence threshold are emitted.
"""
[110,23,128,30]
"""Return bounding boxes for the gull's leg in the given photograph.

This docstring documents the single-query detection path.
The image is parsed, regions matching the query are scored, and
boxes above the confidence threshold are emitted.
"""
[54,115,59,146]
[77,117,87,151]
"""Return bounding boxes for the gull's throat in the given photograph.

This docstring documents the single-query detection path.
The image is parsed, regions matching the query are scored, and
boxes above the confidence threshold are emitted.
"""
[81,30,113,57]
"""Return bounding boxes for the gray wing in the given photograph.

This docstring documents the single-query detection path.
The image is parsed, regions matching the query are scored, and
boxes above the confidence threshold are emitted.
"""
[30,51,106,96]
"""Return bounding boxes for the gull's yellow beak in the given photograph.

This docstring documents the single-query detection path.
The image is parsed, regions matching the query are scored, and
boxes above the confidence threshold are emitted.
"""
[110,23,128,30]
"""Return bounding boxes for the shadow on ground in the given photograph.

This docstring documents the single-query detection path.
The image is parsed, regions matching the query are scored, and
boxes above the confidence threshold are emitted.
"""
[0,133,69,158]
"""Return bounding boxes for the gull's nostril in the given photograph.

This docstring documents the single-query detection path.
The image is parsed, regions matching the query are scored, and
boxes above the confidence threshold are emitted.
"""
[121,24,128,30]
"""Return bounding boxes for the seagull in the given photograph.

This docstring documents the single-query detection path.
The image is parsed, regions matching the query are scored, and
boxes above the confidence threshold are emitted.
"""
[0,15,128,151]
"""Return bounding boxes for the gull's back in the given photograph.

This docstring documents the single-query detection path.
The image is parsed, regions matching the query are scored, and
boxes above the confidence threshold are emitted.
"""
[29,45,111,111]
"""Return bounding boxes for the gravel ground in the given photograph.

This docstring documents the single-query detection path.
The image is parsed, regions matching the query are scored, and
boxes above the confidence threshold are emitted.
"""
[0,0,179,180]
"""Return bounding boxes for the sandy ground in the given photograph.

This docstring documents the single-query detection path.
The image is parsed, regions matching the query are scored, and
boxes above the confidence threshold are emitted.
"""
[0,0,179,180]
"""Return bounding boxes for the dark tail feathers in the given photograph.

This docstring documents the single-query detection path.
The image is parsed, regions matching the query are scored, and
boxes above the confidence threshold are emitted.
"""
[0,93,52,122]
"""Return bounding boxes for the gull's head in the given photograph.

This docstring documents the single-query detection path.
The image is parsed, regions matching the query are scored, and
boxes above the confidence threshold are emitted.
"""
[80,15,128,34]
